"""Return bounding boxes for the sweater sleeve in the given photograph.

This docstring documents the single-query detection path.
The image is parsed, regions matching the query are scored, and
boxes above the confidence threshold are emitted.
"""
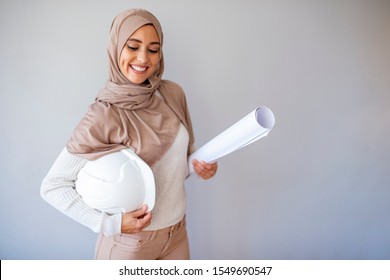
[40,147,122,236]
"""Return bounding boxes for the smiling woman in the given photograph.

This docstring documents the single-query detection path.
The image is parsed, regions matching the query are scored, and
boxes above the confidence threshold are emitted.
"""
[40,8,218,260]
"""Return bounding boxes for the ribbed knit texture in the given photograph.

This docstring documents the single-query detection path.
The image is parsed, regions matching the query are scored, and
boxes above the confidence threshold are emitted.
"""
[41,123,189,235]
[147,123,189,230]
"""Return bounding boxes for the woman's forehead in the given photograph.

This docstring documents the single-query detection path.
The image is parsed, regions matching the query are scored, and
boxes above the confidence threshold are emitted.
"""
[128,24,160,43]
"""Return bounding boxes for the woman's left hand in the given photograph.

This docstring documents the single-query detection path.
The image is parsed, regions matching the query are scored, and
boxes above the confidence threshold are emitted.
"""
[192,159,218,180]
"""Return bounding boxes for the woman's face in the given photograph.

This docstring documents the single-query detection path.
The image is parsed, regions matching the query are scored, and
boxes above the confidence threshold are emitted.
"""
[119,24,161,84]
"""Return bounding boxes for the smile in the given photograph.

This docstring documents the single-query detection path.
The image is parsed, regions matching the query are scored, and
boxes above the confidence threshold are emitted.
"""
[131,65,147,72]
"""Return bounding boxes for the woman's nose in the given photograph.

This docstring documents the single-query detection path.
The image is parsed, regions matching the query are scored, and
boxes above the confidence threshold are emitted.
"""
[137,51,148,63]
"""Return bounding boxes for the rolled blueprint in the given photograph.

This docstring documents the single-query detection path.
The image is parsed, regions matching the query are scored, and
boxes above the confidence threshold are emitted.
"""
[188,106,275,174]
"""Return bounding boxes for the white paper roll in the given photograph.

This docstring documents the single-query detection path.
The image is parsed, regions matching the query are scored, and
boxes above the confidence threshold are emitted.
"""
[188,106,275,174]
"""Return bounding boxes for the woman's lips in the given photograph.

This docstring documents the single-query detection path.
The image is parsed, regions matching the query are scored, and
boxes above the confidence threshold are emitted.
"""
[130,64,147,72]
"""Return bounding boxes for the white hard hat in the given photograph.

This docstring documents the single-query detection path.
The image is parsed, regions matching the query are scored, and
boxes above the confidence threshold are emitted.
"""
[75,149,155,214]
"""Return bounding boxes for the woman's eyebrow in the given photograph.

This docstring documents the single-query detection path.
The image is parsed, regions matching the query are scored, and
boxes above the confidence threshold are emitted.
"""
[127,38,160,45]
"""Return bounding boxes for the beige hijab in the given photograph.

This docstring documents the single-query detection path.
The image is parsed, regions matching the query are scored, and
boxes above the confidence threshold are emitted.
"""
[66,9,194,166]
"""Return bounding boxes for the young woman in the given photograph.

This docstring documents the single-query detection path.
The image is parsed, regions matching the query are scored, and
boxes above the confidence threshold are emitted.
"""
[41,9,217,260]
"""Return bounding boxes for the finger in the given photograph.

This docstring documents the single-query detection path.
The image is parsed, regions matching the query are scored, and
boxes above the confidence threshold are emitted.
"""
[131,204,148,218]
[203,163,214,170]
[192,159,201,169]
[192,159,204,175]
[199,170,212,179]
[200,161,217,171]
[136,212,152,229]
[202,166,217,179]
[193,159,211,172]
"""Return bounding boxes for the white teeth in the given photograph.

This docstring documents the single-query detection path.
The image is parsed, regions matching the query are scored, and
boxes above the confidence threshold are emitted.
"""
[131,65,147,72]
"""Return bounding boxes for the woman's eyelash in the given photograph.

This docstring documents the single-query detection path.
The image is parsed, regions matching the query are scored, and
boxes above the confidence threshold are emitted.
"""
[127,45,159,54]
[127,46,138,51]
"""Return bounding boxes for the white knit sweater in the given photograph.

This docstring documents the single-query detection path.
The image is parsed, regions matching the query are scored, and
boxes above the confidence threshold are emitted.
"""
[41,123,190,235]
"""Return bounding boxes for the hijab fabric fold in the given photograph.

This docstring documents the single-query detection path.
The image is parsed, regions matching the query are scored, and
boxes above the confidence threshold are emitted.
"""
[66,9,194,166]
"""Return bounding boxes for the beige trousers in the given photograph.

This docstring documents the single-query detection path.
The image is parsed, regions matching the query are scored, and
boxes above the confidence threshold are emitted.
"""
[94,216,190,260]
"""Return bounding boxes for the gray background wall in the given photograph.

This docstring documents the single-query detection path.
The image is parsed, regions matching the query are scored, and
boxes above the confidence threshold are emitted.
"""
[1,0,389,259]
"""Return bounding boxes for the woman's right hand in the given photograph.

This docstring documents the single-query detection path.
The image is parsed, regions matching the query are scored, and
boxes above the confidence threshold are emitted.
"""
[120,204,152,234]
